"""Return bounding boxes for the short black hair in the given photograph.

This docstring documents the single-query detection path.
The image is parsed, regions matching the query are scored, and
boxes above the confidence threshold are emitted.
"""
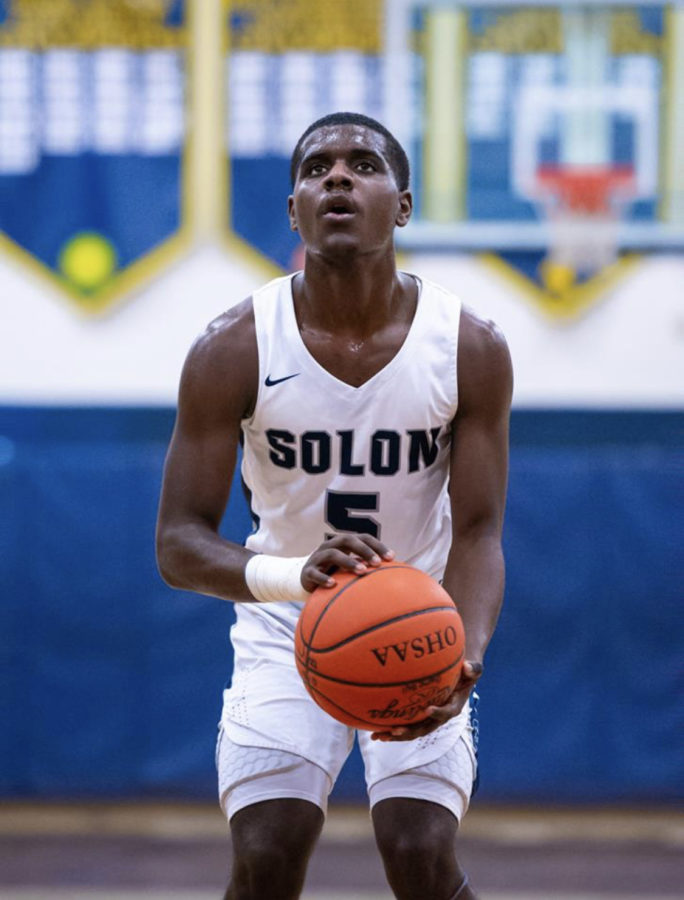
[290,112,410,191]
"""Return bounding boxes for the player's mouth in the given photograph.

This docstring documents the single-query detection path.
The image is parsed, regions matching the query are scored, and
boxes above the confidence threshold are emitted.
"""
[321,196,357,220]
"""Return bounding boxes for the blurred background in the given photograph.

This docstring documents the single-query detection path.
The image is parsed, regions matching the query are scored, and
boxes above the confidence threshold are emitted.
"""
[0,0,682,898]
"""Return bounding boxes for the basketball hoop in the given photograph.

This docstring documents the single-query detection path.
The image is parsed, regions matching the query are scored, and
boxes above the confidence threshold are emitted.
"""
[534,165,636,294]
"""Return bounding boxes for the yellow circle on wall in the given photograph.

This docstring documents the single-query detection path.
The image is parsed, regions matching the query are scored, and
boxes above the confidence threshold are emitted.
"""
[59,233,118,292]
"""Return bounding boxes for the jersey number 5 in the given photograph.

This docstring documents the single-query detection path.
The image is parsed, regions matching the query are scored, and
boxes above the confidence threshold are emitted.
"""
[325,490,381,538]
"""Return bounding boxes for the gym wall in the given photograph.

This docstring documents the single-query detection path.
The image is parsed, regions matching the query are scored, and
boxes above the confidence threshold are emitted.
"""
[0,0,682,805]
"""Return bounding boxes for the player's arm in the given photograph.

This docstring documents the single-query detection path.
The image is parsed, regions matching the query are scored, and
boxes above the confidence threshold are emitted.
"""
[155,299,261,602]
[156,300,391,603]
[372,308,512,741]
[439,308,513,698]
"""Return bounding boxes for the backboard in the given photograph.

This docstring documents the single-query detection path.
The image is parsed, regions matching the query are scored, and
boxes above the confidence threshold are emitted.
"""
[224,0,683,313]
[386,0,683,256]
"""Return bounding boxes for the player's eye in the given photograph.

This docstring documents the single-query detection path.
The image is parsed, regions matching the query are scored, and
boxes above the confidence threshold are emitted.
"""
[307,162,327,176]
[356,160,376,172]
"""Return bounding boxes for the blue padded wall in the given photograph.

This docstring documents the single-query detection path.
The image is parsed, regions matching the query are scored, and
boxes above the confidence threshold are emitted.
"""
[0,407,681,802]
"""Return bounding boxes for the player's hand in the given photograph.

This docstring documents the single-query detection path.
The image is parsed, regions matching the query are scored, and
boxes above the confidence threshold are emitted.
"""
[370,660,483,742]
[300,534,395,592]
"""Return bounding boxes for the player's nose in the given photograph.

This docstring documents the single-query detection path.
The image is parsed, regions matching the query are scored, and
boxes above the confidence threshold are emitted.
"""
[324,160,353,189]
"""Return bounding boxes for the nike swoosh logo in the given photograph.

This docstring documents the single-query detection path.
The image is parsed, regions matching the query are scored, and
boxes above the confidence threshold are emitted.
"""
[264,373,300,387]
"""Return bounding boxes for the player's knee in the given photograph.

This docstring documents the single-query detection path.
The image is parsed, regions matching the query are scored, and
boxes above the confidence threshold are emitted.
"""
[231,809,321,900]
[380,830,443,873]
[375,813,463,898]
[229,799,323,898]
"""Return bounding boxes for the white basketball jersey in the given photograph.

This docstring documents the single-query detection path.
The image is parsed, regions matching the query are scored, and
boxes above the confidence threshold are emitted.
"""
[231,272,462,667]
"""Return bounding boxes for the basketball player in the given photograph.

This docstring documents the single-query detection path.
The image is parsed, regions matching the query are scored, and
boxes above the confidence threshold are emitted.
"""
[156,112,512,900]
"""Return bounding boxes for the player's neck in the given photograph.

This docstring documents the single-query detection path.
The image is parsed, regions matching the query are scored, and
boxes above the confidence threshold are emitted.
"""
[297,252,405,331]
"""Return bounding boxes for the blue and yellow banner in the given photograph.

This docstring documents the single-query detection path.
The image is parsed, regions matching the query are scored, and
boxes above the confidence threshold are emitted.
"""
[1,1,679,318]
[223,0,383,274]
[0,0,188,311]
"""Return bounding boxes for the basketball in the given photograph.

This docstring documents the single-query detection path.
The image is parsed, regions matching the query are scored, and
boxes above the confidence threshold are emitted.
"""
[295,561,465,731]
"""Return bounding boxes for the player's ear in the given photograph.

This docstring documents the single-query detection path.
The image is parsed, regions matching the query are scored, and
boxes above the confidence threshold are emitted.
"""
[395,190,413,228]
[288,195,298,231]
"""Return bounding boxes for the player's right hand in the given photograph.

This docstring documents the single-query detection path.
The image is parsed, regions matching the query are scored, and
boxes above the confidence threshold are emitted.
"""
[301,534,395,592]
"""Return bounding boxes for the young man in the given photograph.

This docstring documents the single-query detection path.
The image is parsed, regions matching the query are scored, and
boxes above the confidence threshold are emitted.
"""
[156,112,512,900]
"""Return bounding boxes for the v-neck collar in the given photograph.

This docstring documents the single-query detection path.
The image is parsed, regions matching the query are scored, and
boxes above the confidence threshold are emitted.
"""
[285,272,424,398]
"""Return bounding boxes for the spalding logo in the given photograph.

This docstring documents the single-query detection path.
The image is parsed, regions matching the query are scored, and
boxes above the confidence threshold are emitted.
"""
[368,682,454,721]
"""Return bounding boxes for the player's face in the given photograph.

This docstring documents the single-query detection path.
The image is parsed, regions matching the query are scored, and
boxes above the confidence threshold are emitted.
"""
[288,125,412,259]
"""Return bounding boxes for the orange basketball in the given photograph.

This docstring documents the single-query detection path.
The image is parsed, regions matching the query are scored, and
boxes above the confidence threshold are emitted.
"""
[295,561,465,731]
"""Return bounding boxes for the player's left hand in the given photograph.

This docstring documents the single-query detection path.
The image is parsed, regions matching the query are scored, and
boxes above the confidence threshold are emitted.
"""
[370,660,483,742]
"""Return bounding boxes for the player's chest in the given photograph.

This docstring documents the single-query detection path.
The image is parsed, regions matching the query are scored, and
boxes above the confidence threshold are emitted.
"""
[299,329,409,388]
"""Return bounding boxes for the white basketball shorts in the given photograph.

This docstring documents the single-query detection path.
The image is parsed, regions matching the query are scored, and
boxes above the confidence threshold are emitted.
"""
[216,724,477,823]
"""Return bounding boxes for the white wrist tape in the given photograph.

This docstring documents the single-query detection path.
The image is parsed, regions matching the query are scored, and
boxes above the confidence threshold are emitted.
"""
[244,554,310,603]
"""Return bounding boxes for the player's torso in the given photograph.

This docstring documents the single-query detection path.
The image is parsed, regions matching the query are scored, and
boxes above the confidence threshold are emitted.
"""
[234,272,462,658]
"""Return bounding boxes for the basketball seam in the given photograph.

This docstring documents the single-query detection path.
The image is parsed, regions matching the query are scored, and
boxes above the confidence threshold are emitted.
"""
[303,564,413,657]
[300,605,461,653]
[300,650,464,688]
[305,680,397,730]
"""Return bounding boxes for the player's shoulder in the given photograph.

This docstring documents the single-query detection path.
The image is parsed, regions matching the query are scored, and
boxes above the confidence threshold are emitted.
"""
[457,304,513,413]
[188,272,291,363]
[178,295,258,414]
[459,303,510,365]
[414,274,509,362]
[187,295,256,368]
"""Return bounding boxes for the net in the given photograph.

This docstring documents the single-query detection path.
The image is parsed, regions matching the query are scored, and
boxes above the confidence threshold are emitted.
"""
[535,166,637,285]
